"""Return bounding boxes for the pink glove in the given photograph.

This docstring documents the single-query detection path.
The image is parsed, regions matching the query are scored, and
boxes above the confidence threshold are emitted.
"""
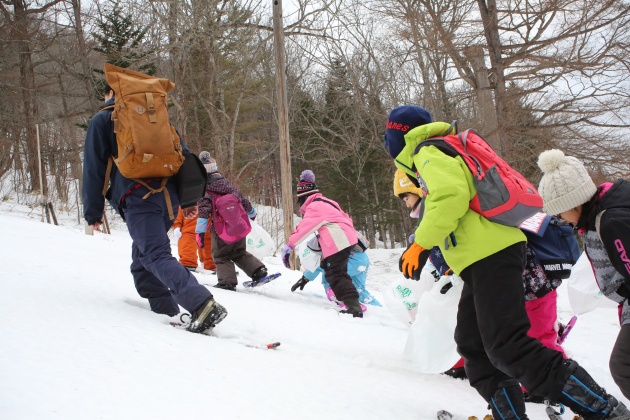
[195,233,205,248]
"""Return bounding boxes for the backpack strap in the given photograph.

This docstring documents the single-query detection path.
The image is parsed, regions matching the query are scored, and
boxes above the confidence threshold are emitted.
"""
[135,177,175,220]
[413,138,459,158]
[102,157,114,196]
[595,210,606,241]
[312,198,364,250]
[412,130,485,178]
[312,197,341,211]
[208,176,225,185]
[100,105,116,196]
[456,130,484,176]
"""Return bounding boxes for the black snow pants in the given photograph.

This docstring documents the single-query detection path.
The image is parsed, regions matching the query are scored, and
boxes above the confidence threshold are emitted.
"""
[455,242,570,402]
[321,246,359,302]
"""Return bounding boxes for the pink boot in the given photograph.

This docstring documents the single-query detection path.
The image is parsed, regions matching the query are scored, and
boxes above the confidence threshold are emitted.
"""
[326,288,367,311]
[325,287,336,302]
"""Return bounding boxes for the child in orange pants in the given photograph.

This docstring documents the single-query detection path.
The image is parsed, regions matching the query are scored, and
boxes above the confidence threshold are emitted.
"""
[173,207,216,272]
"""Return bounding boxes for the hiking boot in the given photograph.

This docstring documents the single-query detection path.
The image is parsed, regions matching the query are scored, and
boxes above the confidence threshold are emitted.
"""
[214,283,236,291]
[186,299,228,333]
[340,298,363,318]
[248,266,268,286]
[489,379,529,419]
[558,360,629,419]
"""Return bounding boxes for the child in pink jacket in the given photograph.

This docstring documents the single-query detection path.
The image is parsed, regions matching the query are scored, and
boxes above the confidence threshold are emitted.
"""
[281,170,363,317]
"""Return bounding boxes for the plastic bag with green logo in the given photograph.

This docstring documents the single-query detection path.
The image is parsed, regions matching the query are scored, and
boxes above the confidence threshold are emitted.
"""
[383,264,434,326]
[403,274,463,373]
[245,220,276,260]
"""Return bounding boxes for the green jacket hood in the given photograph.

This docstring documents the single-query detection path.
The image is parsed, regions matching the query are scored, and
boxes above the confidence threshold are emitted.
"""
[394,122,454,176]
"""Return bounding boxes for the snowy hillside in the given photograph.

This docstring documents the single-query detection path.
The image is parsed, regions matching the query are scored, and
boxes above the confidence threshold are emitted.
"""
[0,202,626,420]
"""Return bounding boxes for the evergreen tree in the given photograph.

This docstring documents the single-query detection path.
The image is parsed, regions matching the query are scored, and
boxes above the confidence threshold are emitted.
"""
[92,6,156,98]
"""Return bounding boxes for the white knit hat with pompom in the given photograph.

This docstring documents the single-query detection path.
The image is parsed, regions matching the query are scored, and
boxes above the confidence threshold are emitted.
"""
[537,149,597,215]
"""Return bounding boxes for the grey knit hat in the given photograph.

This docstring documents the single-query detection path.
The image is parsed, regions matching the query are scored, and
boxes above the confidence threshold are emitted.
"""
[199,151,211,163]
[199,151,218,173]
[537,149,597,215]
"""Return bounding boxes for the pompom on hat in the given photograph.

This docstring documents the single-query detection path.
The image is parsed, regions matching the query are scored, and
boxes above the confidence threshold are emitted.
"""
[299,169,315,183]
[297,169,319,197]
[537,149,597,216]
[199,151,211,163]
[384,105,432,159]
[199,151,218,173]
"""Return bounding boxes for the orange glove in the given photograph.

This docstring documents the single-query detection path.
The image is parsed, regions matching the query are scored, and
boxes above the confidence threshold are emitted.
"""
[399,242,430,280]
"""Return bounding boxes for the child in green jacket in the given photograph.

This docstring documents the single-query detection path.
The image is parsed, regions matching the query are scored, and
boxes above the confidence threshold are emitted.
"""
[384,105,627,419]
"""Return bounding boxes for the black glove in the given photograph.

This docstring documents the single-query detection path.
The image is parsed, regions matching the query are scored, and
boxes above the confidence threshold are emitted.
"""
[291,276,309,292]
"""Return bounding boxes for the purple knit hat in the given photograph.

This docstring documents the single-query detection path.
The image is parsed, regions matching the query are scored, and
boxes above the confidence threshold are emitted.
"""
[297,170,319,197]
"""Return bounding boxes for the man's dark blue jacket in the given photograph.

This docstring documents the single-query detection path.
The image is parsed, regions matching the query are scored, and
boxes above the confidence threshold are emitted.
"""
[82,98,188,225]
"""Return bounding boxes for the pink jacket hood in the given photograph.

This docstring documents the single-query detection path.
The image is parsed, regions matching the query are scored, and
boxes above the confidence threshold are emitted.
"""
[289,193,358,258]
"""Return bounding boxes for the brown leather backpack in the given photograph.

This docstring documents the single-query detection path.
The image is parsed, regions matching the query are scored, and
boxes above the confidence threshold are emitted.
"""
[102,64,184,219]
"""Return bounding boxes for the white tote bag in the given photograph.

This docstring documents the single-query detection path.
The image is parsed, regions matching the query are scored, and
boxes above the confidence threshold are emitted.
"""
[245,220,276,260]
[297,235,322,273]
[403,275,463,373]
[567,252,617,314]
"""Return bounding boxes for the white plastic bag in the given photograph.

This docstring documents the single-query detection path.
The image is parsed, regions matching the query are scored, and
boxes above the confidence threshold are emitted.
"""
[245,220,276,260]
[403,275,463,373]
[383,264,435,326]
[567,252,617,314]
[297,235,322,273]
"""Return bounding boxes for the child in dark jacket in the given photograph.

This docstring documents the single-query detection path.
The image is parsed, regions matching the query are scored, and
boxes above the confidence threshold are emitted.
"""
[195,156,267,291]
[538,149,630,401]
[281,170,363,317]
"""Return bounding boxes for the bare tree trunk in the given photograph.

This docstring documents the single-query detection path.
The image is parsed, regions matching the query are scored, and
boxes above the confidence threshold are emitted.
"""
[477,0,509,156]
[13,0,43,193]
[70,0,99,113]
[463,45,500,150]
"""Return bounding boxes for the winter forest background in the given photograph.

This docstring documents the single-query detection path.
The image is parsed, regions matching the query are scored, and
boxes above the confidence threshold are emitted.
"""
[1,0,630,247]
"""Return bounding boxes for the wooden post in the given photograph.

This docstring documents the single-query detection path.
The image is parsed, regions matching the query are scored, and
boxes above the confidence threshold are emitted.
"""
[36,123,46,223]
[102,210,111,234]
[47,202,58,226]
[272,0,294,255]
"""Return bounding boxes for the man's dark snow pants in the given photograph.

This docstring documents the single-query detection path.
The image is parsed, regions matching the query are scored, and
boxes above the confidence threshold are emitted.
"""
[124,183,212,316]
[455,242,571,402]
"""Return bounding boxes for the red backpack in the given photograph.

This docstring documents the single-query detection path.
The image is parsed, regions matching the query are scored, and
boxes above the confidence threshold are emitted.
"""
[212,193,252,244]
[414,129,543,227]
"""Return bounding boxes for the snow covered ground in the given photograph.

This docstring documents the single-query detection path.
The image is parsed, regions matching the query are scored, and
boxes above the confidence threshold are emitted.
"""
[0,201,625,419]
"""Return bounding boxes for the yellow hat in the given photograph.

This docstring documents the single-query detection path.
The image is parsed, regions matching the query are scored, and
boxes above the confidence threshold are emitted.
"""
[393,169,423,197]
